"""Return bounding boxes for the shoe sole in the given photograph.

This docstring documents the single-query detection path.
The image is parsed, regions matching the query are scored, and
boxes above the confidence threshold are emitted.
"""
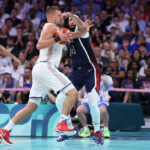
[55,130,77,136]
[0,134,13,145]
[78,134,91,138]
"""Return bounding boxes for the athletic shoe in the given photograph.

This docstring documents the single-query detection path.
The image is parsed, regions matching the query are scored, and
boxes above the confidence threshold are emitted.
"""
[93,131,104,145]
[55,120,76,134]
[104,129,110,138]
[78,128,91,138]
[0,129,13,145]
[0,135,2,144]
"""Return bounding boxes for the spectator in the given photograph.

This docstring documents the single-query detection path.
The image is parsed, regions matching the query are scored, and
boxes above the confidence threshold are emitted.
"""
[130,36,150,54]
[101,41,115,61]
[117,10,129,33]
[130,50,142,65]
[144,26,150,43]
[128,60,141,79]
[130,19,140,38]
[121,69,136,103]
[10,8,22,27]
[134,67,150,118]
[28,8,41,31]
[6,36,19,57]
[93,46,109,64]
[10,60,24,81]
[138,56,150,79]
[0,90,13,104]
[117,37,132,56]
[133,10,146,32]
[83,0,100,16]
[121,0,135,16]
[0,6,9,27]
[0,67,18,101]
[15,27,25,51]
[25,41,39,61]
[22,18,33,37]
[32,2,46,20]
[0,25,8,46]
[63,64,72,77]
[16,67,32,104]
[116,48,128,66]
[5,18,17,36]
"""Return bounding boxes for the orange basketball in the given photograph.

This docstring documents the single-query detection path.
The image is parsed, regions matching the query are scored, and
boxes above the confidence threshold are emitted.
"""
[55,27,71,45]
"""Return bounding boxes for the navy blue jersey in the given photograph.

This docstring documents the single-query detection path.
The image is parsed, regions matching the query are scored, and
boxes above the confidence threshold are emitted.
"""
[68,32,100,92]
[68,35,97,68]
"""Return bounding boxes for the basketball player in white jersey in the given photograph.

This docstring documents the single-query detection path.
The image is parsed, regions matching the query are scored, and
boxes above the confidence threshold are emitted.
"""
[0,6,87,145]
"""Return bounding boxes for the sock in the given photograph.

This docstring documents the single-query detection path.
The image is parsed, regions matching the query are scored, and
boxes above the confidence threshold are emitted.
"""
[104,126,108,130]
[60,114,68,122]
[83,126,89,130]
[3,120,15,132]
[67,116,74,129]
[55,92,66,114]
[87,89,100,133]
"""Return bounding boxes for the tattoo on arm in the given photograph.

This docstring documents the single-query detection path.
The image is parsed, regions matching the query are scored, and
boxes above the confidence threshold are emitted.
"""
[71,14,84,26]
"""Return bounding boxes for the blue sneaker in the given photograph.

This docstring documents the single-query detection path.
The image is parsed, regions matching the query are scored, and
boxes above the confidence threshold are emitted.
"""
[93,131,104,145]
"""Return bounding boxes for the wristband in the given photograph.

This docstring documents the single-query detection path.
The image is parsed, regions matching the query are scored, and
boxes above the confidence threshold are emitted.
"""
[54,36,61,42]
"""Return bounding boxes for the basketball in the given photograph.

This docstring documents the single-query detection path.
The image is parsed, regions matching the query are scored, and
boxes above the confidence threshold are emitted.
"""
[55,27,71,45]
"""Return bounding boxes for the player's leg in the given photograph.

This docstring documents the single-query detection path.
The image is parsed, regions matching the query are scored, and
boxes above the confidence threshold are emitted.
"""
[55,92,74,129]
[85,67,103,144]
[0,64,47,145]
[100,105,110,138]
[76,103,91,137]
[0,98,40,145]
[47,66,78,133]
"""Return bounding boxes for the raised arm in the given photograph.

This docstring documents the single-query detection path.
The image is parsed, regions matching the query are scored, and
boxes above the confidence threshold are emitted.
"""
[62,12,87,31]
[0,44,21,65]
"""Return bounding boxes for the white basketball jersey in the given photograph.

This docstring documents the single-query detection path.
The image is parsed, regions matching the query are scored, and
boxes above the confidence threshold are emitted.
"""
[37,23,65,67]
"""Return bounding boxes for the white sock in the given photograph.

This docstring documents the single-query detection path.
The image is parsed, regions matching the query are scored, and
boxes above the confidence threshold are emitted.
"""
[3,120,15,132]
[104,126,108,130]
[60,114,68,122]
[83,126,89,130]
[67,116,74,129]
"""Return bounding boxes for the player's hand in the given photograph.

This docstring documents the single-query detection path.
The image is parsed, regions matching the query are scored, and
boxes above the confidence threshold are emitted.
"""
[59,31,72,41]
[85,19,93,31]
[62,12,71,20]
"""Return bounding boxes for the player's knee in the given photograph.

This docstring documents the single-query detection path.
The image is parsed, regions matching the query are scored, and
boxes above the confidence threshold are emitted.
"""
[66,88,78,98]
[26,102,38,114]
[100,106,107,114]
[77,107,85,115]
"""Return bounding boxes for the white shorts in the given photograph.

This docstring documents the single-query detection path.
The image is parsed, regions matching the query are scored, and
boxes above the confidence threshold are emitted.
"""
[29,62,75,105]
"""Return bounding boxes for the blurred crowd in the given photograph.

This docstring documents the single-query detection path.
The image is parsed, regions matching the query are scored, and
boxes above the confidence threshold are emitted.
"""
[0,0,150,116]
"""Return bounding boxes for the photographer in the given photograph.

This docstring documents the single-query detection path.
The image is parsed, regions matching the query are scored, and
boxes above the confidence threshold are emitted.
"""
[0,91,13,104]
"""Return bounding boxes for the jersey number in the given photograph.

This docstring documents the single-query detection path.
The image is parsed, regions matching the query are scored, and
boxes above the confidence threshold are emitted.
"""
[70,45,76,55]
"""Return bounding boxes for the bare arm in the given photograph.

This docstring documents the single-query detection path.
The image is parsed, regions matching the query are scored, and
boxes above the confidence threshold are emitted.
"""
[62,12,87,31]
[71,19,93,39]
[0,44,21,65]
[36,24,72,50]
[36,25,57,50]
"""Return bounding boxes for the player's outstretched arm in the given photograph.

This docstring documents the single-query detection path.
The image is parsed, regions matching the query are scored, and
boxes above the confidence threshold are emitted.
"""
[71,19,93,39]
[0,44,21,65]
[62,12,87,31]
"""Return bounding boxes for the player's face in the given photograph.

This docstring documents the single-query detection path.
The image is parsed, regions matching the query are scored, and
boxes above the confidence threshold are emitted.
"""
[53,10,64,27]
[69,17,76,29]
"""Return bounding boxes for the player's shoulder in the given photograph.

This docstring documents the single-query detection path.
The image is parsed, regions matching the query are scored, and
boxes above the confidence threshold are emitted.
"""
[43,23,57,31]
